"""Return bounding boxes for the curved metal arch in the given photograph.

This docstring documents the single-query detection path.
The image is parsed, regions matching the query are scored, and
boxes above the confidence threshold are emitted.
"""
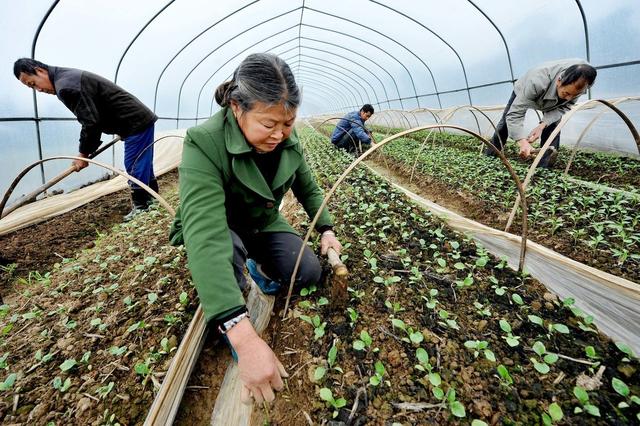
[30,0,62,185]
[300,35,400,108]
[405,107,443,127]
[466,0,514,83]
[114,0,175,84]
[564,97,640,175]
[195,34,300,121]
[574,0,591,99]
[299,85,347,112]
[369,0,473,105]
[305,7,440,109]
[283,122,530,317]
[293,68,363,107]
[302,24,417,109]
[176,7,303,122]
[505,98,640,231]
[295,74,357,109]
[284,57,373,107]
[440,105,499,137]
[289,53,382,108]
[152,1,260,112]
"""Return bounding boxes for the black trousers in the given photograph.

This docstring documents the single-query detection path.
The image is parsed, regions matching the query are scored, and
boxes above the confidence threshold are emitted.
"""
[230,230,322,291]
[489,91,560,167]
[334,130,370,153]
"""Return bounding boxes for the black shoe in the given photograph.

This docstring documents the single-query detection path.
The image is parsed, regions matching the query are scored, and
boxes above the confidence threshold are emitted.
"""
[483,146,499,157]
[124,188,151,222]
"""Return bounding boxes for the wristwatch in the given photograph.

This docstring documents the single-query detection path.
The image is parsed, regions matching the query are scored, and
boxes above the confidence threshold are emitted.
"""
[217,311,250,334]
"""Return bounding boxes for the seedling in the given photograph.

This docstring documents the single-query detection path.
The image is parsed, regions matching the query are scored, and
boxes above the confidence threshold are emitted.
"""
[422,288,439,309]
[464,340,496,362]
[473,302,491,317]
[390,318,424,344]
[96,381,115,400]
[496,364,513,387]
[300,284,317,296]
[542,402,563,425]
[52,376,71,392]
[352,330,373,351]
[611,377,640,409]
[0,373,17,391]
[615,342,637,362]
[313,366,326,382]
[499,319,520,347]
[437,309,460,330]
[319,387,347,418]
[369,360,388,386]
[373,275,401,286]
[573,386,600,417]
[346,308,358,327]
[59,358,77,372]
[385,299,405,314]
[300,314,327,340]
[530,341,558,374]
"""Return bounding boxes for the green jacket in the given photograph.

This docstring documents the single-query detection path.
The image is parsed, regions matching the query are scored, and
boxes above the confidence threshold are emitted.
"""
[169,107,333,323]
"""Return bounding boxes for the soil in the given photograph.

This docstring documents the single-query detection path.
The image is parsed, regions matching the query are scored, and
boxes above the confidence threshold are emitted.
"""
[364,154,639,284]
[0,171,204,425]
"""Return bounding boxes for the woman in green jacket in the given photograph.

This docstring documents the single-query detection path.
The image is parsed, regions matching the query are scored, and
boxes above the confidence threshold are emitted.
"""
[170,53,342,404]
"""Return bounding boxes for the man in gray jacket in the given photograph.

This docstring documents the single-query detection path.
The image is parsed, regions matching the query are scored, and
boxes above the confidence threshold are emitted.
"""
[14,58,158,220]
[485,59,596,168]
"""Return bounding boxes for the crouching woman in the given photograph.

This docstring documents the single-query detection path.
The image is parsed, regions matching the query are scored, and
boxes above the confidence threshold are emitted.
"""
[169,53,342,404]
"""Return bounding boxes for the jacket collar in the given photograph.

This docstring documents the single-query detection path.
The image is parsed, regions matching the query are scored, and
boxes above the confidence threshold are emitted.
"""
[223,107,301,201]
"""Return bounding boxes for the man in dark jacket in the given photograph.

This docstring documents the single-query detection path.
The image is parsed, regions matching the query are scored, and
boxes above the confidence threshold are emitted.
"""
[330,104,374,153]
[13,58,159,220]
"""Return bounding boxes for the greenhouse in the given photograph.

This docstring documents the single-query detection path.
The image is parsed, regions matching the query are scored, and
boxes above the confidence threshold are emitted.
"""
[0,0,639,424]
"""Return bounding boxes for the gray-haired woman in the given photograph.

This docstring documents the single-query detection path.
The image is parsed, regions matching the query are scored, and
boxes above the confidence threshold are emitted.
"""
[170,53,342,404]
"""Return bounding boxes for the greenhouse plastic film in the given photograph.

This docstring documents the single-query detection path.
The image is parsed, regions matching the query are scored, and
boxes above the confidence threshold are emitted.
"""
[383,175,640,355]
[210,282,275,425]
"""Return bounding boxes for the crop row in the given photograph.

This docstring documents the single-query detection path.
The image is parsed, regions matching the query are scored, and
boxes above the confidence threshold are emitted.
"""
[262,127,640,424]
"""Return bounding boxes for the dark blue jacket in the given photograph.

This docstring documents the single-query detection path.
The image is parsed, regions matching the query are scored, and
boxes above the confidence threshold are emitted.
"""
[330,111,371,144]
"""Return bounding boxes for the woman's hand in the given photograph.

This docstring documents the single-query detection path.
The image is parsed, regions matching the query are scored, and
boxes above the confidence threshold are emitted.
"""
[320,230,342,256]
[226,318,288,404]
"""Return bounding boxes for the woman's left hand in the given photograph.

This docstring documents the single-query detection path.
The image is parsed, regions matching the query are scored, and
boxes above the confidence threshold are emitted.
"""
[320,230,342,256]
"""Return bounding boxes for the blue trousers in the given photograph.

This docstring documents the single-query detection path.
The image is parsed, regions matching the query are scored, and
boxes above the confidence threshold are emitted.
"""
[123,124,156,189]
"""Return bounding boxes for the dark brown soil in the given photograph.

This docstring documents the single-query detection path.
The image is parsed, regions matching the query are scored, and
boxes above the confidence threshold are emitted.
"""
[0,173,174,303]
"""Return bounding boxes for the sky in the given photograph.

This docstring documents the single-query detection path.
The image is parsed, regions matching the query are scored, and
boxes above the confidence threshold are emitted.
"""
[1,0,638,197]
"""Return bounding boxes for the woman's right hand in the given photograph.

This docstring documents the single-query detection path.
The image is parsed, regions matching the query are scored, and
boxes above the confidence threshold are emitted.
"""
[226,318,289,404]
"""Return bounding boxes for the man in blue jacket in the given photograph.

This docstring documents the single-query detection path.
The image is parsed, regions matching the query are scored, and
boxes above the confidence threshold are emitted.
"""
[14,58,158,221]
[331,104,374,153]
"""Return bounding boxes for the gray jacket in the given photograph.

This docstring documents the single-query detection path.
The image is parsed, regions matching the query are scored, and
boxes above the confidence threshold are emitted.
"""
[507,58,588,140]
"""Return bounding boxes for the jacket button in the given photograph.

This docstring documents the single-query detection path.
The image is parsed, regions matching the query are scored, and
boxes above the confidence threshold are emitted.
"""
[265,201,275,209]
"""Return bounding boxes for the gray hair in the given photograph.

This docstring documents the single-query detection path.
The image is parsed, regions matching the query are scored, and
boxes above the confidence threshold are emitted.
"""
[215,53,300,112]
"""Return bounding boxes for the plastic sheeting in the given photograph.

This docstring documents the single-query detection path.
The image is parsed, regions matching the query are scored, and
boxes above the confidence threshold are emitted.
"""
[367,97,640,156]
[365,164,640,355]
[0,130,185,236]
[210,282,275,425]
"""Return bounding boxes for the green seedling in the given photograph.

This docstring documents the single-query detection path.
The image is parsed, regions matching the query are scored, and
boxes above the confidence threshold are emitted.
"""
[369,360,387,386]
[52,376,71,392]
[179,292,189,306]
[473,301,491,317]
[300,284,317,296]
[496,364,513,387]
[96,381,115,400]
[528,314,544,328]
[300,314,327,340]
[499,319,520,347]
[464,340,496,362]
[352,330,373,351]
[59,358,77,372]
[126,320,147,334]
[548,323,570,335]
[573,386,600,417]
[390,318,424,344]
[542,402,564,425]
[385,299,405,314]
[611,377,640,409]
[313,366,326,382]
[346,308,358,327]
[615,342,637,362]
[455,274,474,288]
[437,309,460,330]
[0,373,17,391]
[319,387,347,418]
[530,341,558,374]
[421,288,439,309]
[373,275,401,286]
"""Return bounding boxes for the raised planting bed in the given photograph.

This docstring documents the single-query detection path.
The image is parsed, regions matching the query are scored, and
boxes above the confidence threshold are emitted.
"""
[365,134,640,284]
[0,179,200,425]
[368,124,640,192]
[258,128,640,425]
